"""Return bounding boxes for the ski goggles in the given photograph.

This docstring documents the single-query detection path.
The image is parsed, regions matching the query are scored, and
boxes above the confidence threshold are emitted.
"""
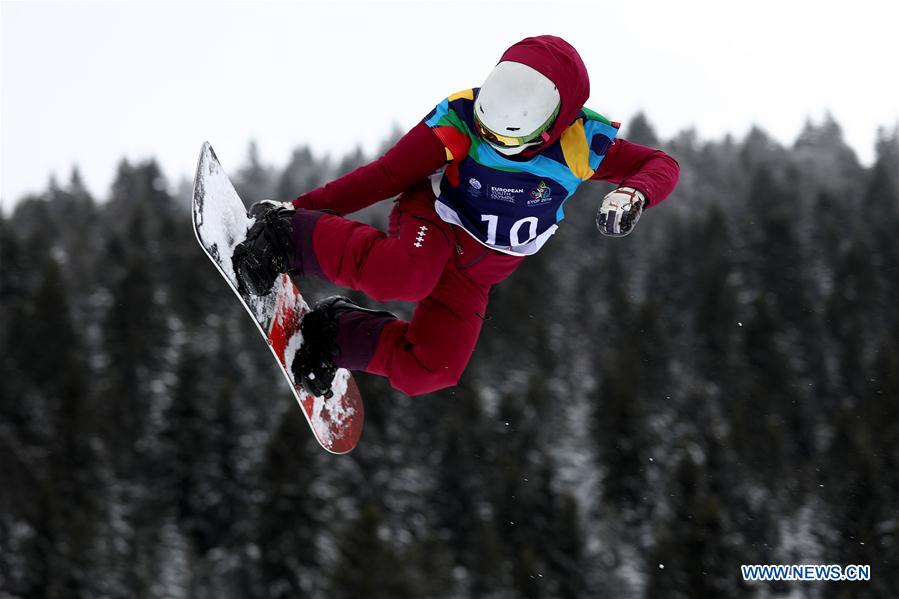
[473,103,560,149]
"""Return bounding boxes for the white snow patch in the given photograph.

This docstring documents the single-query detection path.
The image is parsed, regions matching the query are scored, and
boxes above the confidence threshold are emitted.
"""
[283,329,305,384]
[308,370,355,446]
[331,368,351,401]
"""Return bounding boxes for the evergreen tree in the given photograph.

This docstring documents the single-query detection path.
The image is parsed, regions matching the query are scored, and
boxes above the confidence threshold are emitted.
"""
[623,112,660,147]
[793,113,864,196]
[330,502,418,599]
[255,412,326,598]
[591,246,651,523]
[235,140,276,203]
[275,146,329,202]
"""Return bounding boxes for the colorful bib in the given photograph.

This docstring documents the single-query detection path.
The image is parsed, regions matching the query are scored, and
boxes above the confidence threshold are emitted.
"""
[424,89,619,255]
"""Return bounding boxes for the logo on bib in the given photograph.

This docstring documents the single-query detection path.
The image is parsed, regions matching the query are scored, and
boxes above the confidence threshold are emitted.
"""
[527,181,552,205]
[466,177,483,198]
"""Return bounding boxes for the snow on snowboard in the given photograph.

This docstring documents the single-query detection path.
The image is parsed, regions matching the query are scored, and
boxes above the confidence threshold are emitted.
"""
[192,142,363,454]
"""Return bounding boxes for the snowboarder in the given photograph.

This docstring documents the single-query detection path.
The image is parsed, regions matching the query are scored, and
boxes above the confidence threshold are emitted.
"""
[233,35,680,397]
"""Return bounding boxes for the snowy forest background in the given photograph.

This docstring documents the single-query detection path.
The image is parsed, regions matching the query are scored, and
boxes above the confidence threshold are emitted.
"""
[2,114,898,599]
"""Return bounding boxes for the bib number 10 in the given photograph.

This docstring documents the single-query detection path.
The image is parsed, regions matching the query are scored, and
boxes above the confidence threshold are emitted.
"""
[481,215,539,246]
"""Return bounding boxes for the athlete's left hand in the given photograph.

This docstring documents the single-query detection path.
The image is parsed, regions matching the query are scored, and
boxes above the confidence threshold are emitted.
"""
[596,187,645,237]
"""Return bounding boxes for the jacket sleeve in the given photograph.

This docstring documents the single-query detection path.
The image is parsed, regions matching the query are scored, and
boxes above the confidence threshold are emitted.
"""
[591,138,680,207]
[292,121,448,216]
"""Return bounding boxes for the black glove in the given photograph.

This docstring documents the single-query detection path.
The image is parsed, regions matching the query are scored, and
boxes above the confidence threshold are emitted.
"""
[232,201,295,296]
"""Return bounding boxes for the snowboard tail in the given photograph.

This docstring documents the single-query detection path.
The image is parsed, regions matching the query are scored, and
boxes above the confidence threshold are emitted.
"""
[191,142,363,454]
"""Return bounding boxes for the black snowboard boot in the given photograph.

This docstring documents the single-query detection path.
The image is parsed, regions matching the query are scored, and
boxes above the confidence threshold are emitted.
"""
[292,296,395,398]
[232,201,295,296]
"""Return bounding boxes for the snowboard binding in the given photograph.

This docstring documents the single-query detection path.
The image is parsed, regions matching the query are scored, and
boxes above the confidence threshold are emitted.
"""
[232,201,295,296]
[292,296,396,398]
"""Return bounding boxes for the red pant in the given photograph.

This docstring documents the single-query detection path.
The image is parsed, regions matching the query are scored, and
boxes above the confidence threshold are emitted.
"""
[292,182,523,396]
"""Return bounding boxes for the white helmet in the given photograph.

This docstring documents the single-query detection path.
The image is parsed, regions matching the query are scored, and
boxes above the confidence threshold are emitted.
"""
[474,61,561,156]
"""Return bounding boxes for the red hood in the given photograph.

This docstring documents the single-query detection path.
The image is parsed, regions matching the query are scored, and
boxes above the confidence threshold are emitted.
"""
[497,35,590,156]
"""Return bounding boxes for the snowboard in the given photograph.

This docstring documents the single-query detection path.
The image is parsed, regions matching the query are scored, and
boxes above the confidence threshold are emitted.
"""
[191,142,364,454]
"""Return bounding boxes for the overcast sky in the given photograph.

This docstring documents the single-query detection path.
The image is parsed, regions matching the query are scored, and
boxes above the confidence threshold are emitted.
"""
[2,1,898,210]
